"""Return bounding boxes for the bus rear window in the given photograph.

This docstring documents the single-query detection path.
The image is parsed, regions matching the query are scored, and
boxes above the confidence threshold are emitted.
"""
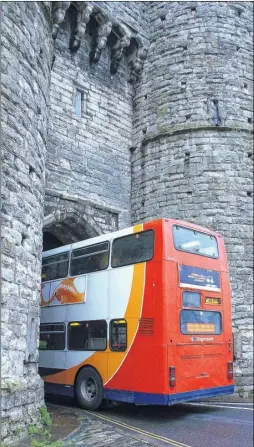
[173,226,218,258]
[180,310,222,335]
[182,291,201,308]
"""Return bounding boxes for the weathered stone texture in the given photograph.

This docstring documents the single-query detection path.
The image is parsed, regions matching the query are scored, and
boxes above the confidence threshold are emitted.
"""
[94,1,149,41]
[46,22,135,232]
[1,3,253,443]
[1,1,52,443]
[132,1,253,395]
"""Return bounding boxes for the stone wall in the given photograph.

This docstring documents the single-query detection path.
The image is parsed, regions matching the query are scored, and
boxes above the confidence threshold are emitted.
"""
[1,4,253,444]
[1,1,52,443]
[45,1,148,238]
[131,1,253,396]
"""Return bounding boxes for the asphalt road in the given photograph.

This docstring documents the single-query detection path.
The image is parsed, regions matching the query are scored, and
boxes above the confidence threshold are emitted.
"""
[46,395,253,447]
[87,401,253,447]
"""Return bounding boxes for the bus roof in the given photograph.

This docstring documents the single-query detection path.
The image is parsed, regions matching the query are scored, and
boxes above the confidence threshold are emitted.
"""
[42,218,222,258]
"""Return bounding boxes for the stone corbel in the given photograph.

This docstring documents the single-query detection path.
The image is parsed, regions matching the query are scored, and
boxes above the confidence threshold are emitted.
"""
[128,46,148,83]
[52,1,71,39]
[90,18,113,63]
[110,33,131,74]
[70,3,94,52]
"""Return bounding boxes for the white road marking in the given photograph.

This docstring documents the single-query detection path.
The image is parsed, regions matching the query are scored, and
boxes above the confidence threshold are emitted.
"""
[185,402,253,411]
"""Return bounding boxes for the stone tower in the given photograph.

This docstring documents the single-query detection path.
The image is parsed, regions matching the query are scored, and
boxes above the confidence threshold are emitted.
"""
[0,1,253,444]
[1,1,52,442]
[132,1,253,394]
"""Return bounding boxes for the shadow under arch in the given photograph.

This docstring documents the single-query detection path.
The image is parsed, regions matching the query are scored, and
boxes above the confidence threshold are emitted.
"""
[43,208,102,252]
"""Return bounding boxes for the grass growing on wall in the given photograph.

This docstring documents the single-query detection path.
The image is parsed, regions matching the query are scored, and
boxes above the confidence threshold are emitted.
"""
[28,406,63,447]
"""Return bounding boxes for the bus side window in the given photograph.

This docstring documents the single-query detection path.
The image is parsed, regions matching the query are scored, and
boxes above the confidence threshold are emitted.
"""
[110,319,127,352]
[111,230,154,268]
[70,242,109,276]
[68,320,107,351]
[39,323,65,350]
[41,252,69,282]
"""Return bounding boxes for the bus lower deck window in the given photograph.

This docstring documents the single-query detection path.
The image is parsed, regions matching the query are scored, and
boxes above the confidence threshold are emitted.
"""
[39,323,65,350]
[68,320,107,351]
[110,319,127,351]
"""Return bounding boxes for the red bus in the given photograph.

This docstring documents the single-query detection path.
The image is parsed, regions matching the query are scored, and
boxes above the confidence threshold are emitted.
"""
[39,218,234,409]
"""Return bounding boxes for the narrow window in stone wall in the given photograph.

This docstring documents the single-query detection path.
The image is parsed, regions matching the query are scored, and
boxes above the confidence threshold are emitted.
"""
[26,316,38,362]
[75,89,85,116]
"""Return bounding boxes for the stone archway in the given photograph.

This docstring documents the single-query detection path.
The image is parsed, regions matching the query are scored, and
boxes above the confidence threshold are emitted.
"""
[43,208,102,251]
[43,198,120,251]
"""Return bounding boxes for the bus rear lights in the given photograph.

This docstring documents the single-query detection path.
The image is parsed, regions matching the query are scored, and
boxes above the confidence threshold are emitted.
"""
[169,366,176,387]
[228,362,234,379]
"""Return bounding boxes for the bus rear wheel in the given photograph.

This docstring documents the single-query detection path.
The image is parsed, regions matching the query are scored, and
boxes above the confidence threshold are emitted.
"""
[75,367,103,410]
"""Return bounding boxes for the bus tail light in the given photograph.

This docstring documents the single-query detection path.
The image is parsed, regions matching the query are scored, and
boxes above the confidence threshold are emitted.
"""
[169,367,176,387]
[228,362,233,379]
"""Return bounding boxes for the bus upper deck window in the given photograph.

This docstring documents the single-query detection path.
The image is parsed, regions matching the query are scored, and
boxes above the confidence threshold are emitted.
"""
[111,230,154,268]
[41,252,69,282]
[183,291,200,308]
[173,226,219,258]
[70,242,109,276]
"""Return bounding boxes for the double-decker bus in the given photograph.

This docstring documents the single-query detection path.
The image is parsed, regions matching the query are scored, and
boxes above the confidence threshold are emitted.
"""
[39,218,234,410]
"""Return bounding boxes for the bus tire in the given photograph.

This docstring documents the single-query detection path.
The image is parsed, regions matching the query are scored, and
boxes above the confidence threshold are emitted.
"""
[75,367,103,410]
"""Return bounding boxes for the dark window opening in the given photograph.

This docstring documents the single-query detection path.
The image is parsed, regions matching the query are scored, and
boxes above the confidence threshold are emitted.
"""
[70,242,109,276]
[68,320,107,351]
[110,319,127,351]
[75,89,85,116]
[111,230,154,268]
[43,232,64,251]
[42,252,69,282]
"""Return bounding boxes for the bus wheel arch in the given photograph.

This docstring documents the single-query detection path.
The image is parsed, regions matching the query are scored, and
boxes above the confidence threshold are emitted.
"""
[74,365,104,411]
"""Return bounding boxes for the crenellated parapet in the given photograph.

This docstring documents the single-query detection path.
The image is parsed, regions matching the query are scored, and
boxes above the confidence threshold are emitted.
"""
[51,1,148,82]
[110,30,130,75]
[128,45,148,84]
[52,1,71,39]
[90,13,113,63]
[70,2,94,52]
